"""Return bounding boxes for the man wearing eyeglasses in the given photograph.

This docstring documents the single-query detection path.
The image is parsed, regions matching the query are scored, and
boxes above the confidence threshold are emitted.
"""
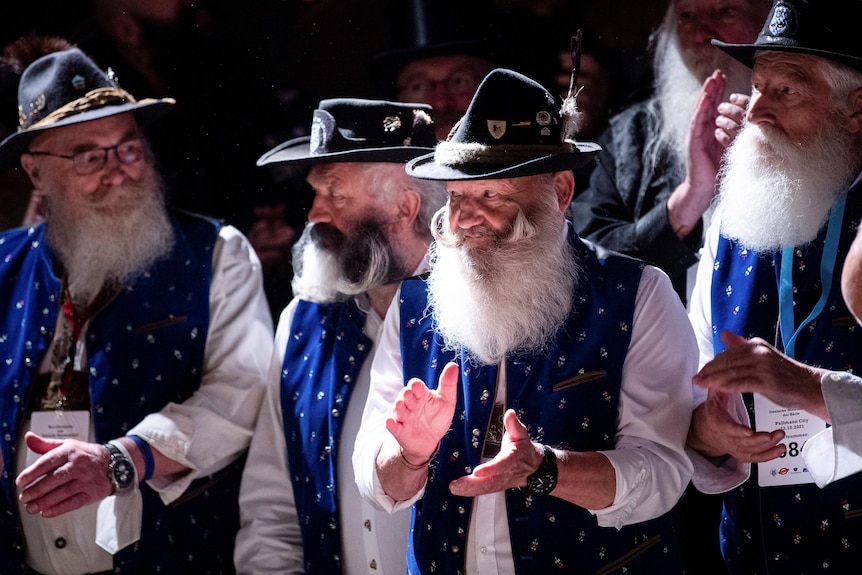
[0,47,273,574]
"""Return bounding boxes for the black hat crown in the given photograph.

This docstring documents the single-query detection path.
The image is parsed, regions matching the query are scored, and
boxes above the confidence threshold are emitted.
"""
[406,68,600,181]
[713,0,862,71]
[0,47,174,166]
[372,0,495,94]
[257,98,436,166]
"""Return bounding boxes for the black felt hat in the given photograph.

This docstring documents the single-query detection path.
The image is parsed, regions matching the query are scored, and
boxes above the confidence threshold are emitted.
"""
[371,0,496,97]
[712,0,862,71]
[257,98,436,166]
[406,68,600,181]
[0,47,175,166]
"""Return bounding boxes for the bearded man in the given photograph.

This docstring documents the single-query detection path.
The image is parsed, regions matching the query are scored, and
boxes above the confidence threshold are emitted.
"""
[571,0,772,303]
[353,68,698,575]
[234,99,446,575]
[0,47,273,574]
[685,0,862,572]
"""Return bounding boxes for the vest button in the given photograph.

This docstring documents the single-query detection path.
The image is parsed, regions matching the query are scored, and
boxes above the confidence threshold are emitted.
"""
[331,409,340,417]
[369,559,377,569]
[54,537,66,549]
[364,519,372,531]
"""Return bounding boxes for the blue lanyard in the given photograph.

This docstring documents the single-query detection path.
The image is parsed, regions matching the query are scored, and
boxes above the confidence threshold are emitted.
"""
[778,192,847,359]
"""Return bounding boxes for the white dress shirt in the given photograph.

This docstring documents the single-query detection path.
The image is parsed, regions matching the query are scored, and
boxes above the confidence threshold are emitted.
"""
[235,257,431,574]
[354,256,697,574]
[17,225,274,575]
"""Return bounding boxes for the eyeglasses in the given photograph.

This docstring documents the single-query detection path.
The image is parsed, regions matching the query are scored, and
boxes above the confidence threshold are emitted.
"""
[397,71,483,102]
[27,137,147,175]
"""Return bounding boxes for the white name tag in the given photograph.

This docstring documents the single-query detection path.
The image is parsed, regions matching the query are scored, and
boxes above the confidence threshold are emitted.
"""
[753,394,827,487]
[28,410,90,467]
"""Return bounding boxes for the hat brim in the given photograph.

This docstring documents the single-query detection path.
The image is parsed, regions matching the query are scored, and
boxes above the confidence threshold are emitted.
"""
[712,39,862,72]
[405,142,601,181]
[256,136,435,167]
[0,98,174,167]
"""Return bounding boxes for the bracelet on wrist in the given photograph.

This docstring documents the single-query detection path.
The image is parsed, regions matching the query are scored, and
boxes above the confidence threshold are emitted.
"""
[399,443,440,471]
[128,434,155,481]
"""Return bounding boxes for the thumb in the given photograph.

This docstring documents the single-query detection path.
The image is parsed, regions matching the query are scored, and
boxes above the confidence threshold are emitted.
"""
[436,362,460,402]
[25,432,63,455]
[502,409,529,442]
[720,329,748,349]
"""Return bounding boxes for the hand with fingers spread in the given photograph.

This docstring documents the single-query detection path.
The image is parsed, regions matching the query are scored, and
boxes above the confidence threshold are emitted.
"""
[385,361,460,466]
[688,388,786,462]
[450,409,543,497]
[694,330,829,420]
[16,432,114,518]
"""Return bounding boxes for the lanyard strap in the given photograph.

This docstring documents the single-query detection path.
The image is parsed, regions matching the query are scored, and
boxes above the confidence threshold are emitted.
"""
[778,192,847,359]
[59,279,114,396]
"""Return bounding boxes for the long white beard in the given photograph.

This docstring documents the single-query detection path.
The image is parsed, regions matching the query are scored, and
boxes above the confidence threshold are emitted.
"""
[653,24,754,159]
[717,119,857,253]
[45,163,174,307]
[427,192,578,365]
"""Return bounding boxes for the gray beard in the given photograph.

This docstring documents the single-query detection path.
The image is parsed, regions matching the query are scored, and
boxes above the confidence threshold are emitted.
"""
[427,192,578,365]
[290,219,408,304]
[717,119,857,253]
[45,164,174,308]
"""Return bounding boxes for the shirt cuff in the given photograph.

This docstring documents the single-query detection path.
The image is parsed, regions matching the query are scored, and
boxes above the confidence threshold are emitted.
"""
[803,372,862,488]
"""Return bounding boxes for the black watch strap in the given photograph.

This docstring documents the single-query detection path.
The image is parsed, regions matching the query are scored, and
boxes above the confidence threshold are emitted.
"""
[525,444,558,495]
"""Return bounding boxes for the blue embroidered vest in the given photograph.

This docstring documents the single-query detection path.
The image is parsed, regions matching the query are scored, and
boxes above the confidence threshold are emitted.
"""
[0,213,245,574]
[398,227,685,575]
[279,299,372,574]
[710,184,862,573]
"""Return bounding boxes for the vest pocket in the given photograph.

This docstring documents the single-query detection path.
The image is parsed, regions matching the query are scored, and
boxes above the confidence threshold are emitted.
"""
[553,370,607,392]
[595,534,661,575]
[134,315,189,334]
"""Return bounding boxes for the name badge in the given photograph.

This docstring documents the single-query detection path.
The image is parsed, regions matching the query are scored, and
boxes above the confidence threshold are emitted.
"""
[28,410,90,467]
[753,394,827,487]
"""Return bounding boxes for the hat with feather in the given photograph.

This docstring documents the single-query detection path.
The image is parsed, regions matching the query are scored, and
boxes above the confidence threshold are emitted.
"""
[406,45,600,181]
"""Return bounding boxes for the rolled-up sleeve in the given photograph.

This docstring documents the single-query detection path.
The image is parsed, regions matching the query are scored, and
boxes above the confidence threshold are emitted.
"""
[594,265,696,528]
[128,225,274,502]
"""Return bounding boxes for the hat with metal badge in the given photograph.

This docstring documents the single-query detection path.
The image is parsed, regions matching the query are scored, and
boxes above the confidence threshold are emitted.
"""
[406,67,601,181]
[712,0,862,72]
[0,47,175,166]
[256,98,436,166]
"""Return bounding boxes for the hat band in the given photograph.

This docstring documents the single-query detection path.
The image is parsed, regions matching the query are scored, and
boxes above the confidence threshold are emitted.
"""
[25,87,137,131]
[434,141,576,165]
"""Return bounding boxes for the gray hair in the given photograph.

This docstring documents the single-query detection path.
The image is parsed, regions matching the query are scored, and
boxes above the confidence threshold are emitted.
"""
[355,163,447,237]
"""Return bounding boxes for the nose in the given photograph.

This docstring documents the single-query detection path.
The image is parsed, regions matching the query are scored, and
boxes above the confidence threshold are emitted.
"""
[99,148,134,186]
[746,90,774,127]
[451,196,486,231]
[307,195,331,224]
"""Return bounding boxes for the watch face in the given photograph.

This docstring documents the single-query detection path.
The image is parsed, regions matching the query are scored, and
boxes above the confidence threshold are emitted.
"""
[526,446,558,495]
[113,458,135,489]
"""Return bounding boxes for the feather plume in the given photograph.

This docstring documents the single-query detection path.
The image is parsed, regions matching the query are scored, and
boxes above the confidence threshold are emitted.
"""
[560,31,583,144]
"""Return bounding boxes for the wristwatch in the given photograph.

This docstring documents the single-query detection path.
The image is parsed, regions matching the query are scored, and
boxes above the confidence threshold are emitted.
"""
[525,444,558,495]
[103,441,135,493]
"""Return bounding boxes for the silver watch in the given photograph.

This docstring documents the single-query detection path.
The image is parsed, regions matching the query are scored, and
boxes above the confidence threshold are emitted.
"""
[104,441,135,493]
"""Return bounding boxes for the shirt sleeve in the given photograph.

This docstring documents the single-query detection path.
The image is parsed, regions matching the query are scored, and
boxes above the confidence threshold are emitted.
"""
[234,300,304,574]
[128,225,275,503]
[804,371,862,488]
[592,265,696,528]
[685,221,750,493]
[353,285,427,514]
